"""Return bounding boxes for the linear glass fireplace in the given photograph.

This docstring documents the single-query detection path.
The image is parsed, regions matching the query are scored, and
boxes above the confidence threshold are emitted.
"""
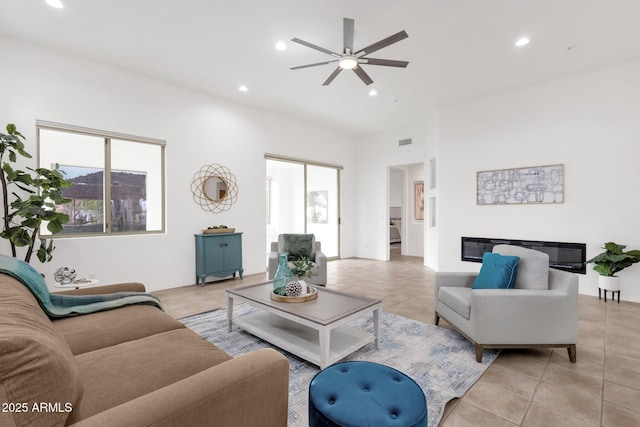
[461,237,586,274]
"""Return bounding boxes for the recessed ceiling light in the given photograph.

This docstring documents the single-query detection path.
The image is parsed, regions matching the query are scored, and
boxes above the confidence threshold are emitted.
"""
[46,0,64,8]
[515,37,530,47]
[238,85,248,92]
[275,41,287,51]
[368,89,378,96]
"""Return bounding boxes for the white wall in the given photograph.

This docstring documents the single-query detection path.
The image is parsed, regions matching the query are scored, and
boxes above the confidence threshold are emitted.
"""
[389,169,403,208]
[403,163,424,257]
[355,124,428,260]
[0,36,357,291]
[425,110,439,269]
[437,59,640,302]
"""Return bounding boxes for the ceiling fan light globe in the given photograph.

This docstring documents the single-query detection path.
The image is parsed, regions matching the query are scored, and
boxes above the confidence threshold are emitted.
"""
[339,56,358,70]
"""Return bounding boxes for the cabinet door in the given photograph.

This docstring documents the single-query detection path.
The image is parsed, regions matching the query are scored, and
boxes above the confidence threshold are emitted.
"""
[222,234,242,270]
[204,236,225,273]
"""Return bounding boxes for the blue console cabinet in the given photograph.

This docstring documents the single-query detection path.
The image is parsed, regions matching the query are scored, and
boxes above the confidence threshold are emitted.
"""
[195,232,244,285]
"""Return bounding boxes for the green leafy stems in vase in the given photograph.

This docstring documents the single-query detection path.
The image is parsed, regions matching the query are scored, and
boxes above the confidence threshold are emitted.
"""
[290,256,313,281]
[290,256,313,295]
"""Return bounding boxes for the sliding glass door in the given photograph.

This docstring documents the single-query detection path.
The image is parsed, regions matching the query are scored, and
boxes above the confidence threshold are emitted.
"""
[266,157,340,259]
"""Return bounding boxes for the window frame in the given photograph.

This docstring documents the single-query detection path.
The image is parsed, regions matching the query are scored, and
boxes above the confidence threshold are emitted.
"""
[36,120,166,237]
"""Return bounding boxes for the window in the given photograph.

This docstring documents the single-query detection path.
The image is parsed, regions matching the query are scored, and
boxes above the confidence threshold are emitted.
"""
[37,121,165,236]
[265,155,341,259]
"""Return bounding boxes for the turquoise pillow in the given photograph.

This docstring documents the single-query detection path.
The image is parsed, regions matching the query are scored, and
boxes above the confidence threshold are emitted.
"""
[472,253,520,289]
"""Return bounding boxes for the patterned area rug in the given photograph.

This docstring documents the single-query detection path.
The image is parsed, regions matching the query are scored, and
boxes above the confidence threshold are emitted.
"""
[180,304,498,427]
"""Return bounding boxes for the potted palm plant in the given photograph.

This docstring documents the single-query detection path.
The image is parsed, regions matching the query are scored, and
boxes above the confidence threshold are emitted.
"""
[586,242,640,292]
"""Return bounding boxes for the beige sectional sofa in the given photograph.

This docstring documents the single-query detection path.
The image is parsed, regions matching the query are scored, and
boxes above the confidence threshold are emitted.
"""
[0,274,289,427]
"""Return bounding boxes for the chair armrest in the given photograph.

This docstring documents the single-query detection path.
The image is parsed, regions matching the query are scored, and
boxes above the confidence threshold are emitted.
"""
[435,272,476,307]
[435,272,477,288]
[268,246,278,280]
[434,273,477,322]
[315,249,327,267]
[314,248,327,284]
[69,348,289,427]
[53,282,146,296]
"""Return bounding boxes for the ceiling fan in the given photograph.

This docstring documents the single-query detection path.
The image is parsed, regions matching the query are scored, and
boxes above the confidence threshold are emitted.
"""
[290,18,409,86]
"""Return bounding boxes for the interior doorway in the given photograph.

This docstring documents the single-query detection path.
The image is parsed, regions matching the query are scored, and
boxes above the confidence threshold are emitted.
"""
[388,163,425,260]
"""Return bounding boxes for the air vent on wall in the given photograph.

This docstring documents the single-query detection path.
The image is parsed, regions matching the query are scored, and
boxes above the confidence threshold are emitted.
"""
[398,138,412,146]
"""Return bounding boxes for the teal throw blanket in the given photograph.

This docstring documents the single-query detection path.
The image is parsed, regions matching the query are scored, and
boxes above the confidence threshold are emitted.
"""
[0,256,162,318]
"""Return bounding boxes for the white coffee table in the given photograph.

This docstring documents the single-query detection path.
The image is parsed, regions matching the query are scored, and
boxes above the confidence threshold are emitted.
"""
[226,282,381,369]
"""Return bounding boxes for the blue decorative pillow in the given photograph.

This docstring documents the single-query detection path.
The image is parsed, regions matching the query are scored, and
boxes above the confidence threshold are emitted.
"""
[472,253,520,289]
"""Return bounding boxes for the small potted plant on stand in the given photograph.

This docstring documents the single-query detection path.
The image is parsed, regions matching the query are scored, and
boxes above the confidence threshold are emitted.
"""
[586,242,640,303]
[286,256,314,297]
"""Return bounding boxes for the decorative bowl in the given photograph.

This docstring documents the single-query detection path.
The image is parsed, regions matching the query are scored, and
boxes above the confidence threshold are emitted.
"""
[270,286,318,303]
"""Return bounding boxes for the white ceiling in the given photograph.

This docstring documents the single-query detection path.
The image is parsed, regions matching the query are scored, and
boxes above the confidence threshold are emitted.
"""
[1,0,639,136]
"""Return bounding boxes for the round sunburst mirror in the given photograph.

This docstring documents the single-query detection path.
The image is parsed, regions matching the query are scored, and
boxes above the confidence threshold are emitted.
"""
[191,164,238,213]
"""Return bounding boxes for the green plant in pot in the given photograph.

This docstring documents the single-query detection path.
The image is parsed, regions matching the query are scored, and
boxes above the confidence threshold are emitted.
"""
[0,124,72,263]
[586,242,640,292]
[286,256,313,296]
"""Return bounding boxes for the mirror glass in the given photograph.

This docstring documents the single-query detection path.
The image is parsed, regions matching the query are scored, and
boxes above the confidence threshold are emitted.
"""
[203,176,228,201]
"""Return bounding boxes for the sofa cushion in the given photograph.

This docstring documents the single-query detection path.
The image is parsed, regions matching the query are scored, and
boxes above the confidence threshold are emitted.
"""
[0,275,83,427]
[438,287,472,320]
[279,234,316,261]
[472,252,520,289]
[53,304,185,355]
[493,244,549,290]
[69,328,233,423]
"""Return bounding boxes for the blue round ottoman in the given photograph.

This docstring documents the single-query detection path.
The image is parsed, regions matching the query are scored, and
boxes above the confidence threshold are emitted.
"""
[308,361,427,427]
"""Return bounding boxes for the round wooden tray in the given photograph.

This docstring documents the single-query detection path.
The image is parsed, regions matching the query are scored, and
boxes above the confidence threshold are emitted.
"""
[270,286,318,303]
[202,228,235,234]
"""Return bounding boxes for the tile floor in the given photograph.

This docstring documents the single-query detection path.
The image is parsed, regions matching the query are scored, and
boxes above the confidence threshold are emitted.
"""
[154,252,640,426]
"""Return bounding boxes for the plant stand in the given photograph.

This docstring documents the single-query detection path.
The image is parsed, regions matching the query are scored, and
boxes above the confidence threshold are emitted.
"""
[598,276,621,304]
[599,288,620,303]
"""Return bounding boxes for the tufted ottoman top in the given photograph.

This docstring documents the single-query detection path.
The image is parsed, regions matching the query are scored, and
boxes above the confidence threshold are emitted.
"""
[308,361,427,427]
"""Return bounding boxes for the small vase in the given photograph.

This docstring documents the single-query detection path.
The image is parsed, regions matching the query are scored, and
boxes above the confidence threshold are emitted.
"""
[273,252,293,295]
[297,278,307,295]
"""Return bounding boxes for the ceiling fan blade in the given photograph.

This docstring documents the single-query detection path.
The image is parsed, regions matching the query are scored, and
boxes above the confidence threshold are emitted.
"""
[290,60,338,70]
[360,58,409,68]
[353,66,373,86]
[343,18,355,53]
[354,30,409,56]
[322,67,342,86]
[291,38,340,57]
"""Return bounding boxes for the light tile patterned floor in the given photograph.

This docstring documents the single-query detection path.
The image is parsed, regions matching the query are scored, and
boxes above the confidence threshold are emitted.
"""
[154,252,640,426]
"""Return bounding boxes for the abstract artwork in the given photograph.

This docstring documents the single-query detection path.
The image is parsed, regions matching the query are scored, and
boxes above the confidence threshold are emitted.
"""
[415,181,425,220]
[307,190,328,223]
[477,164,564,205]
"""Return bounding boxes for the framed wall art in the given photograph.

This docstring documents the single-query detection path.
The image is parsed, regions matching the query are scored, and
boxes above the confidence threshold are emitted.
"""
[477,164,564,205]
[414,181,425,220]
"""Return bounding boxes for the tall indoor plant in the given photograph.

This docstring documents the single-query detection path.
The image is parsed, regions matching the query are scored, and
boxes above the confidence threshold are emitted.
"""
[586,242,640,291]
[0,124,72,263]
